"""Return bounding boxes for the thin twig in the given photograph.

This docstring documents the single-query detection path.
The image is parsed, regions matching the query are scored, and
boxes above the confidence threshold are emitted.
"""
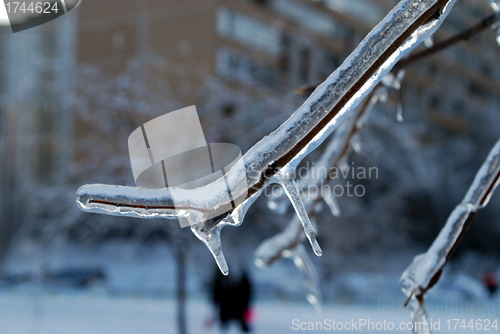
[296,13,499,95]
[394,13,500,70]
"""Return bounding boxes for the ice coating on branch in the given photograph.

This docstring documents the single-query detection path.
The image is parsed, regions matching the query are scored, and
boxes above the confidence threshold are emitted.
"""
[275,169,323,256]
[76,184,180,219]
[463,140,500,208]
[400,139,500,331]
[75,171,243,221]
[283,244,323,312]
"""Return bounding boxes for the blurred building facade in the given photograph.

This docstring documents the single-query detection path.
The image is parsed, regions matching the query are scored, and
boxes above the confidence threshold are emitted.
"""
[76,0,500,133]
[0,15,77,261]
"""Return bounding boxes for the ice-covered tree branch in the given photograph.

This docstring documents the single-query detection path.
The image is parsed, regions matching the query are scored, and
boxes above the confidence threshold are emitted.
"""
[77,0,457,273]
[400,138,500,334]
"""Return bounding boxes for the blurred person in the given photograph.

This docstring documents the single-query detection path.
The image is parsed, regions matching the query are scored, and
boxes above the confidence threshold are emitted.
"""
[210,268,253,333]
[483,272,498,297]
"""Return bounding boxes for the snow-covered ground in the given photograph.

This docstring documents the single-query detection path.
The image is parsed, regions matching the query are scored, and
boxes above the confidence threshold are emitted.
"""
[0,291,498,334]
[2,242,499,333]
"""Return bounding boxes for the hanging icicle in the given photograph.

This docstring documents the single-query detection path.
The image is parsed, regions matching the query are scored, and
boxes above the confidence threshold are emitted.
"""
[283,244,323,312]
[274,168,322,257]
[191,217,229,275]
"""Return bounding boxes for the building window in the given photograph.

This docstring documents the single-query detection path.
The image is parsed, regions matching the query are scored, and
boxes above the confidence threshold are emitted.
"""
[324,0,386,25]
[217,8,281,56]
[216,48,280,88]
[271,0,347,41]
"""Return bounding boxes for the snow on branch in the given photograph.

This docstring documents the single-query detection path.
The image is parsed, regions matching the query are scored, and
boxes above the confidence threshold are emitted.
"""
[400,138,500,334]
[76,0,457,274]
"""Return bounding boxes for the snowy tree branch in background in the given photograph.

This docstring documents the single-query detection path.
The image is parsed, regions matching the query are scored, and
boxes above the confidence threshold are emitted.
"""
[400,138,500,334]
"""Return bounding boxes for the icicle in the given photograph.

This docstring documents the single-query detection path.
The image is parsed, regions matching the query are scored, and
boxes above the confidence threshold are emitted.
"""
[190,213,229,275]
[489,0,500,12]
[407,297,432,334]
[396,101,405,122]
[350,135,363,153]
[275,168,322,256]
[377,87,389,103]
[381,70,405,90]
[487,1,500,46]
[355,87,383,129]
[323,187,341,217]
[283,245,323,313]
[382,70,406,122]
[337,157,349,171]
[423,36,434,48]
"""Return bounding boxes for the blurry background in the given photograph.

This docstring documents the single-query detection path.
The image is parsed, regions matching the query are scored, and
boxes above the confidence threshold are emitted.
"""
[0,0,499,333]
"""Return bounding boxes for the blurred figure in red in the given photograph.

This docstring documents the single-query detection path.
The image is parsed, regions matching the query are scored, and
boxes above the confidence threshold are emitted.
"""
[211,269,253,333]
[483,272,498,297]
